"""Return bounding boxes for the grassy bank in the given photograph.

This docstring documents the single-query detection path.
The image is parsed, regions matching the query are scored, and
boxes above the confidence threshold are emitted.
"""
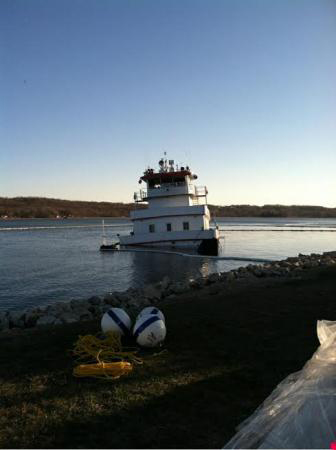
[0,266,335,448]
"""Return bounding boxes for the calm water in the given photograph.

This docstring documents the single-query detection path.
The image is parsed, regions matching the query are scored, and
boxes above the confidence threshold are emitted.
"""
[0,217,335,312]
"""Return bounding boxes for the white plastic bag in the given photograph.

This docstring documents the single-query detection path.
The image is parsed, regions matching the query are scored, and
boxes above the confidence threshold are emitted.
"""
[224,320,336,449]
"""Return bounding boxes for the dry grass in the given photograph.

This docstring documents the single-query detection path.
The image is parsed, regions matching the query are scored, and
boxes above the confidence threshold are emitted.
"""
[0,266,335,448]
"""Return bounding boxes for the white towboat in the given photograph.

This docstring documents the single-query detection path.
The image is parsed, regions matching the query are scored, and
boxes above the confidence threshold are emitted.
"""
[102,157,220,255]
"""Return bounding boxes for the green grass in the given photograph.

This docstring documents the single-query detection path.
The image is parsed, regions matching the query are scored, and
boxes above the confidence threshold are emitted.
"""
[0,266,335,448]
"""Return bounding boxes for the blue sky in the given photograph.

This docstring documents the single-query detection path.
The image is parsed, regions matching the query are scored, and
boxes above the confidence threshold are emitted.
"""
[1,0,335,206]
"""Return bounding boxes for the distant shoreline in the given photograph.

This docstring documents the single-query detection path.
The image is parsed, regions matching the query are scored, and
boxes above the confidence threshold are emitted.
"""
[1,216,336,221]
[1,196,336,219]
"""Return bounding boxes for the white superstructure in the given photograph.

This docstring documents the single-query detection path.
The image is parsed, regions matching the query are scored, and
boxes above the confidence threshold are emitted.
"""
[119,158,219,255]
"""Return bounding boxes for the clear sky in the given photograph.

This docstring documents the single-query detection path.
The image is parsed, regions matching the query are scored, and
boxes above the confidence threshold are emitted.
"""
[1,0,335,206]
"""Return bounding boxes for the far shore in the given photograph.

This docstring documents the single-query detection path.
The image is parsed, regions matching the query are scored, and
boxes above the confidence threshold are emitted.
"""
[2,215,336,220]
[1,196,336,219]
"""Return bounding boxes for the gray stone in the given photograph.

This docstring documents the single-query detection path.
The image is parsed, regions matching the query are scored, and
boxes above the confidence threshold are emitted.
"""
[70,299,82,309]
[206,272,221,284]
[88,304,102,317]
[59,312,79,324]
[324,251,336,258]
[236,268,254,279]
[104,293,121,306]
[47,302,68,316]
[161,275,171,291]
[189,278,203,289]
[0,312,9,330]
[226,272,236,282]
[129,296,150,309]
[287,257,299,263]
[293,261,302,267]
[8,311,25,328]
[56,302,72,311]
[88,296,102,306]
[100,304,111,313]
[78,309,93,321]
[170,281,189,295]
[143,284,162,300]
[36,315,62,326]
[24,310,41,328]
[114,291,132,304]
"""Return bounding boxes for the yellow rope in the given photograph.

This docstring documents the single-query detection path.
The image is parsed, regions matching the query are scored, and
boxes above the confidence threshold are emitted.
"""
[72,331,142,380]
[73,361,133,379]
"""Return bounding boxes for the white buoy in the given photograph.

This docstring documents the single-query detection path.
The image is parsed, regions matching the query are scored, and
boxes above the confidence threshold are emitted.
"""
[133,314,166,347]
[136,306,165,323]
[101,307,131,336]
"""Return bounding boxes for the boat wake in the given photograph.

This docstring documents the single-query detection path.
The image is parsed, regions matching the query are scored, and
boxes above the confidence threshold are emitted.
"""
[100,246,273,263]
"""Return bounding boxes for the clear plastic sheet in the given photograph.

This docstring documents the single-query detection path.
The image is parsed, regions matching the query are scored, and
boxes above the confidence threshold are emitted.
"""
[224,320,336,449]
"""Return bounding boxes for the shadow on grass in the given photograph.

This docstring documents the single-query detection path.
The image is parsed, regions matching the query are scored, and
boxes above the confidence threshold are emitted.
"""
[2,370,266,449]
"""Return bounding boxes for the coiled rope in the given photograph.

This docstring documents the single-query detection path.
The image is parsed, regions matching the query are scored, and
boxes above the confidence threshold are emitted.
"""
[72,331,142,380]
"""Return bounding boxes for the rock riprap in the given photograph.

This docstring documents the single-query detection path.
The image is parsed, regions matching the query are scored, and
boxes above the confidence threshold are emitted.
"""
[0,251,335,332]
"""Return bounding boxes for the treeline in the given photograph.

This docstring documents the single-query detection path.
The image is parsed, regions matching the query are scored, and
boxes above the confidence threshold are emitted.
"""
[209,204,336,218]
[0,197,144,219]
[0,197,335,218]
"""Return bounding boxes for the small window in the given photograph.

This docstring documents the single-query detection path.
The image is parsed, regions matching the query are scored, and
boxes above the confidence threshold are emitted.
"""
[166,223,172,232]
[183,222,189,230]
[149,224,155,233]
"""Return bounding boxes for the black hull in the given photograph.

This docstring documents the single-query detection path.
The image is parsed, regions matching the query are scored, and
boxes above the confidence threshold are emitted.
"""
[100,244,119,251]
[197,238,219,256]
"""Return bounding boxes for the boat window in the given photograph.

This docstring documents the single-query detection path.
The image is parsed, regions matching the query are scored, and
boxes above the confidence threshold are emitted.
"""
[149,224,155,233]
[148,179,161,188]
[166,223,172,232]
[183,222,189,230]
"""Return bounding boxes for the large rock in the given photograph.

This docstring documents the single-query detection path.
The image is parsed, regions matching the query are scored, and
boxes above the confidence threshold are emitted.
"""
[70,299,81,310]
[8,310,25,328]
[46,302,72,317]
[87,304,102,317]
[127,296,150,310]
[59,312,79,324]
[160,276,171,291]
[88,296,102,306]
[78,308,93,321]
[189,277,206,289]
[225,272,236,282]
[205,272,221,285]
[0,312,9,331]
[169,281,189,295]
[100,303,112,313]
[114,291,132,305]
[24,310,42,328]
[143,283,162,300]
[104,293,121,306]
[36,315,62,326]
[324,251,336,258]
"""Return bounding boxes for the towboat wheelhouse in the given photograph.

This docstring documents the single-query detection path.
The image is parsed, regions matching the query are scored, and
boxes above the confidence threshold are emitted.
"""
[118,158,219,255]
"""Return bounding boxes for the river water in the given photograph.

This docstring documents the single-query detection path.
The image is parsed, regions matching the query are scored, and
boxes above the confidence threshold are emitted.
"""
[0,217,335,311]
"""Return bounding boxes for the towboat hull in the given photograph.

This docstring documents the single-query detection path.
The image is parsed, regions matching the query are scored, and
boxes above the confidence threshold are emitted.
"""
[118,229,219,255]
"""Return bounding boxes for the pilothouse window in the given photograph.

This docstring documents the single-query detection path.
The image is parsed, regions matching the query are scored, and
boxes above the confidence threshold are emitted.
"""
[149,224,155,233]
[166,223,172,232]
[183,222,189,231]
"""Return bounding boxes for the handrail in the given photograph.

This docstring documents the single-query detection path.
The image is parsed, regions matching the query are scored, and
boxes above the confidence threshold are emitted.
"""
[133,184,207,202]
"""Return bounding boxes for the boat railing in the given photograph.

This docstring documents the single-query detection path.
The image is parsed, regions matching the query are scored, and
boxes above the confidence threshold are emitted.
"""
[134,184,208,202]
[194,186,208,197]
[134,190,147,202]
